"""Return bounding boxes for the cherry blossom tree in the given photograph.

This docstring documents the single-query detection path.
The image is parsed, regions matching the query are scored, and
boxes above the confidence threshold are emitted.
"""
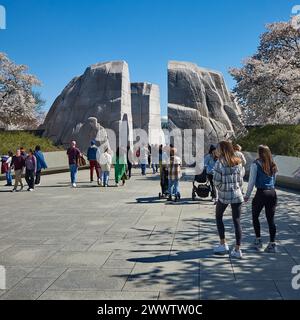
[230,21,300,125]
[0,52,44,129]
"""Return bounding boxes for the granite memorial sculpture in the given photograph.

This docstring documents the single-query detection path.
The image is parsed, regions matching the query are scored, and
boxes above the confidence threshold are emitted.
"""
[131,82,162,145]
[75,117,110,154]
[168,60,244,150]
[42,61,133,149]
[43,59,244,155]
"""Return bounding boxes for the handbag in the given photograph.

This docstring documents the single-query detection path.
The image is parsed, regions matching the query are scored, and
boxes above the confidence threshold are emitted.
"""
[78,155,86,167]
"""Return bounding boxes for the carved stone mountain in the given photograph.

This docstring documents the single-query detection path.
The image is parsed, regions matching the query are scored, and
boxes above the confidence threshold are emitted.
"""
[43,61,133,149]
[168,61,244,149]
[75,117,110,154]
[131,82,162,145]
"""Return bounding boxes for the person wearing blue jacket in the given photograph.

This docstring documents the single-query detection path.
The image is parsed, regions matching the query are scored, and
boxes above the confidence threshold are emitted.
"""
[34,145,48,186]
[245,145,278,253]
[204,144,218,203]
[87,140,100,184]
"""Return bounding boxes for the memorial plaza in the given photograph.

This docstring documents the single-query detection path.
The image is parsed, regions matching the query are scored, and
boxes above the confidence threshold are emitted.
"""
[0,168,299,300]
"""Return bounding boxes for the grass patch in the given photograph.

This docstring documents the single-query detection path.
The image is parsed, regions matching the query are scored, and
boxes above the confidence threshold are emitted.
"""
[0,131,63,154]
[236,125,300,157]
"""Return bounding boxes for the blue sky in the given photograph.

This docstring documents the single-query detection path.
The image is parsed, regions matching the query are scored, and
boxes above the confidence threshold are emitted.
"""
[0,0,297,116]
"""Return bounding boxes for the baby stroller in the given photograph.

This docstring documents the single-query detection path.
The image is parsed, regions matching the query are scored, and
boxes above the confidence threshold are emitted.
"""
[192,169,211,201]
[158,165,169,199]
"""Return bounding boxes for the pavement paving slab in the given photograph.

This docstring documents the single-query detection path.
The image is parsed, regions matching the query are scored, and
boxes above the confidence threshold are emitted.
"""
[0,169,299,300]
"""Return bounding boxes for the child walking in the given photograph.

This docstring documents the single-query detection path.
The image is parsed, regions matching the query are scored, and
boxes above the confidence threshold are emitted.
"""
[99,148,112,187]
[167,147,182,202]
[1,151,13,186]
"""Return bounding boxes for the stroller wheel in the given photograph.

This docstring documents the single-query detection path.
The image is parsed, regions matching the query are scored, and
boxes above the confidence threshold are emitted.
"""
[192,192,196,201]
[158,192,161,199]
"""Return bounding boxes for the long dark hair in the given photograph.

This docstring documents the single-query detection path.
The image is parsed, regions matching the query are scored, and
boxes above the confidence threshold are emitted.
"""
[258,145,278,176]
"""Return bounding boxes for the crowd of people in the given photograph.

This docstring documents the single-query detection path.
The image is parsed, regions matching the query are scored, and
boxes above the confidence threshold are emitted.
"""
[1,139,279,259]
[1,146,47,192]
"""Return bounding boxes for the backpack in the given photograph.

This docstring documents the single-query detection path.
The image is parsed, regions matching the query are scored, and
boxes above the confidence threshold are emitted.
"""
[1,160,9,174]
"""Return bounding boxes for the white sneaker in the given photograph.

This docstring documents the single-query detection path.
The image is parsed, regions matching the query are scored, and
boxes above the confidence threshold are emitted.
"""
[98,179,102,186]
[230,248,243,259]
[214,243,229,255]
[115,183,119,187]
[72,183,77,188]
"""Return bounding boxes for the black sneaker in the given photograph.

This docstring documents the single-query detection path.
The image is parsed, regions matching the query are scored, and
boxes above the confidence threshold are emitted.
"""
[175,194,181,202]
[264,243,277,253]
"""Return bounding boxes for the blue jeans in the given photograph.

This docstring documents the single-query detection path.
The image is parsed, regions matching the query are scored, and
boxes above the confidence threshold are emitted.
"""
[141,163,146,175]
[152,164,158,173]
[101,171,110,186]
[6,170,12,185]
[69,164,78,184]
[168,179,180,197]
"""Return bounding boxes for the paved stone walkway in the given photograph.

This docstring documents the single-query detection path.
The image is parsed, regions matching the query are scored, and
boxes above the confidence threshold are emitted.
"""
[0,169,299,300]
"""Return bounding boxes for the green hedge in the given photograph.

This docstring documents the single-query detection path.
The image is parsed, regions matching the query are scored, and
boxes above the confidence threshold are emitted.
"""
[236,125,300,157]
[0,131,62,154]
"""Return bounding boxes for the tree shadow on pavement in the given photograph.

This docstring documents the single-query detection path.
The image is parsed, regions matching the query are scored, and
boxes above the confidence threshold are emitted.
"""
[116,189,300,299]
